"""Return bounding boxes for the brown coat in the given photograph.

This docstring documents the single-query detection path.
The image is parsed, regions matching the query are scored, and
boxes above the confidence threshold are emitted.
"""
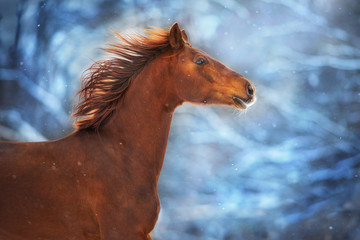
[0,23,255,240]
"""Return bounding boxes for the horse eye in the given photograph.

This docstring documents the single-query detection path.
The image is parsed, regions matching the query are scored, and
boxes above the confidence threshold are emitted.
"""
[195,57,207,65]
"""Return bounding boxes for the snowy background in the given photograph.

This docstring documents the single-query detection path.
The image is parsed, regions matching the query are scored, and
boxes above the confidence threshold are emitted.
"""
[1,0,359,239]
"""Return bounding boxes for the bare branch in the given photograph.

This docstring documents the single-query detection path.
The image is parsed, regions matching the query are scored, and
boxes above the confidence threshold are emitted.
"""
[0,68,69,124]
[0,110,47,141]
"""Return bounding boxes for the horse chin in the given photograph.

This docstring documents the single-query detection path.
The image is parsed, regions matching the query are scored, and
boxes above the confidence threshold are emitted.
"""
[232,96,248,109]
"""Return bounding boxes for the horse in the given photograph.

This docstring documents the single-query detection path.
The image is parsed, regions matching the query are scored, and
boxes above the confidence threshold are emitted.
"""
[0,23,255,240]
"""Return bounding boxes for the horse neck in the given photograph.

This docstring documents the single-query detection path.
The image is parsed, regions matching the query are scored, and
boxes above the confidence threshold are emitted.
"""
[99,56,182,181]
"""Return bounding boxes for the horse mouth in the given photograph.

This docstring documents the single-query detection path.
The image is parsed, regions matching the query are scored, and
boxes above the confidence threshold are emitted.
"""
[232,96,248,109]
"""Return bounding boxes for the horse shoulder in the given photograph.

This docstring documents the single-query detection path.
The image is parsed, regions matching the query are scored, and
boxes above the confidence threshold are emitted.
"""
[0,138,100,239]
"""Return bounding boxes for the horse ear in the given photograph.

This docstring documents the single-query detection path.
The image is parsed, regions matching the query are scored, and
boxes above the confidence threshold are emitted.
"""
[169,23,184,49]
[181,29,189,42]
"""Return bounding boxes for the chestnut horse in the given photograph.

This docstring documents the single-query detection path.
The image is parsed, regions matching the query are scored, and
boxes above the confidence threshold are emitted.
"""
[0,23,255,240]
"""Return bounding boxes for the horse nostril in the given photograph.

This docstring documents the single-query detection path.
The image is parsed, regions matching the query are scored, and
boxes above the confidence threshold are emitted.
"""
[246,82,254,97]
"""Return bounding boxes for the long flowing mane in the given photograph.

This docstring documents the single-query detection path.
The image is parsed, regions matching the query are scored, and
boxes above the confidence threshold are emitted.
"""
[72,27,171,130]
